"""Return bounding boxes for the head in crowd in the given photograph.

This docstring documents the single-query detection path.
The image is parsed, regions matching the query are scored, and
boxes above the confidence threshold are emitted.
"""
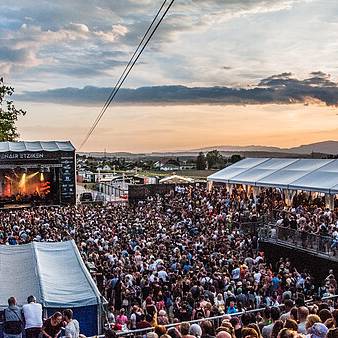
[305,314,322,331]
[309,322,329,338]
[27,295,36,303]
[63,309,73,321]
[7,296,16,306]
[271,320,284,338]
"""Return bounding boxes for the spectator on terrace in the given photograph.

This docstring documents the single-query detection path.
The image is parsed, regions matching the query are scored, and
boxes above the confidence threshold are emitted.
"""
[22,295,43,338]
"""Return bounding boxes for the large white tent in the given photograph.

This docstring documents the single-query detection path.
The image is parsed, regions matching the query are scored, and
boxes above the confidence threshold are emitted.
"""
[0,240,104,336]
[207,158,338,194]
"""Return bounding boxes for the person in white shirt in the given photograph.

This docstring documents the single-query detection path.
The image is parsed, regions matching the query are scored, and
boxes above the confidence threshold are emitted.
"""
[63,309,80,338]
[22,295,43,338]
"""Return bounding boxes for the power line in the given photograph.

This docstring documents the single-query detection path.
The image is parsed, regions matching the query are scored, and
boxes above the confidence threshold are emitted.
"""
[79,0,175,150]
[83,0,169,142]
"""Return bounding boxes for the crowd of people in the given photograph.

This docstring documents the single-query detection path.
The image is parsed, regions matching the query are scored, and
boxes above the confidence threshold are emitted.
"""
[0,184,337,338]
[105,304,338,338]
[2,295,79,338]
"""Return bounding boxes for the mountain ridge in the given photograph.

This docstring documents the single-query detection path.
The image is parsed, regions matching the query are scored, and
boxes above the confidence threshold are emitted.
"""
[193,140,338,155]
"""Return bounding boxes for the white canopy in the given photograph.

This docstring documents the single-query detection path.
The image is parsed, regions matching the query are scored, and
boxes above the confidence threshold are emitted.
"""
[208,158,338,194]
[0,240,101,308]
[159,175,194,184]
[0,141,75,152]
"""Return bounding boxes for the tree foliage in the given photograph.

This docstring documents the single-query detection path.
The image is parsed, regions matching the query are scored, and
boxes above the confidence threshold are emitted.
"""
[196,152,206,170]
[0,78,26,141]
[230,154,242,164]
[206,150,224,169]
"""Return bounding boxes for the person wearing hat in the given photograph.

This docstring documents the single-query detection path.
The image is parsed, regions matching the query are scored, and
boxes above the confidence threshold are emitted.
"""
[189,324,202,338]
[308,322,328,338]
[157,310,169,325]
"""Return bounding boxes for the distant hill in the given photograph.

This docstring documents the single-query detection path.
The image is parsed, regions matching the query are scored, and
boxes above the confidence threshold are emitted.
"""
[77,141,338,158]
[194,140,338,155]
[288,141,338,154]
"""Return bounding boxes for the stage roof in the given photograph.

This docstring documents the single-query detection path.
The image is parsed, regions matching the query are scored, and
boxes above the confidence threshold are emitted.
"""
[0,240,101,308]
[207,158,338,194]
[0,141,75,152]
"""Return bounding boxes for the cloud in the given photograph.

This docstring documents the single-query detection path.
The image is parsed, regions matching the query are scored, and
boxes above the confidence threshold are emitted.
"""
[0,22,129,76]
[0,46,36,63]
[16,72,338,107]
[0,1,307,69]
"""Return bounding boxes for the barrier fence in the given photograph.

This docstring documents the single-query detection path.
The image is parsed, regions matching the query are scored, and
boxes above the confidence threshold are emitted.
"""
[94,295,338,338]
[258,225,338,259]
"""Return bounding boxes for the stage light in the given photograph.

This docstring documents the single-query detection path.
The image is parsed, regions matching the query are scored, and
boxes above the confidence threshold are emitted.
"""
[19,173,26,192]
[40,173,45,182]
[26,172,39,180]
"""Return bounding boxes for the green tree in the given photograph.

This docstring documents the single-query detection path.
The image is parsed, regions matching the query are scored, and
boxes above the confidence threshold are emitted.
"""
[0,78,26,141]
[196,152,206,170]
[230,154,242,164]
[206,150,224,169]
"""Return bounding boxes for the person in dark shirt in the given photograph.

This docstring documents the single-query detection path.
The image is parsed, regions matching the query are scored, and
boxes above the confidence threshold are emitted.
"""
[41,312,63,338]
[136,314,152,329]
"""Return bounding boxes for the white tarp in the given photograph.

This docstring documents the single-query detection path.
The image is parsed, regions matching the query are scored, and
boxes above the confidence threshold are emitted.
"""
[0,240,101,308]
[208,158,338,194]
[207,158,269,183]
[159,175,194,184]
[0,141,75,153]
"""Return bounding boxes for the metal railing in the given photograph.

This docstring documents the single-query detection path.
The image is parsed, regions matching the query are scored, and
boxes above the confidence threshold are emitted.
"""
[93,295,338,337]
[259,225,338,259]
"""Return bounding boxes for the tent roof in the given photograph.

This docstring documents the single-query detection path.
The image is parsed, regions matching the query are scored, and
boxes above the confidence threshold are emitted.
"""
[207,158,338,194]
[159,175,194,184]
[0,141,75,153]
[0,240,101,308]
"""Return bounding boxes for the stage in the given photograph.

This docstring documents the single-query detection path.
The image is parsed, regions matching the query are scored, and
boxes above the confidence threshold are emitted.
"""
[0,141,76,206]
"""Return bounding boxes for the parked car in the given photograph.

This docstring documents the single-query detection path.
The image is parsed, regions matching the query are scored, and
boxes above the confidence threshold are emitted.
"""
[80,192,93,202]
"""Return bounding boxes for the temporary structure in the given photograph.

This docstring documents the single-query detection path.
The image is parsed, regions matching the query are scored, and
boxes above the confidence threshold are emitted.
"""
[0,240,105,336]
[207,158,338,194]
[159,175,194,184]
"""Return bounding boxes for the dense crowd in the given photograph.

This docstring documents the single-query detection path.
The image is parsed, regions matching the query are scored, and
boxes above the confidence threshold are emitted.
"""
[108,303,338,338]
[0,185,337,337]
[273,207,338,251]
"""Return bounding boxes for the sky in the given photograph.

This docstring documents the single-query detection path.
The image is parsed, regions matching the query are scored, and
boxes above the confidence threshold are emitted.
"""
[1,0,338,152]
